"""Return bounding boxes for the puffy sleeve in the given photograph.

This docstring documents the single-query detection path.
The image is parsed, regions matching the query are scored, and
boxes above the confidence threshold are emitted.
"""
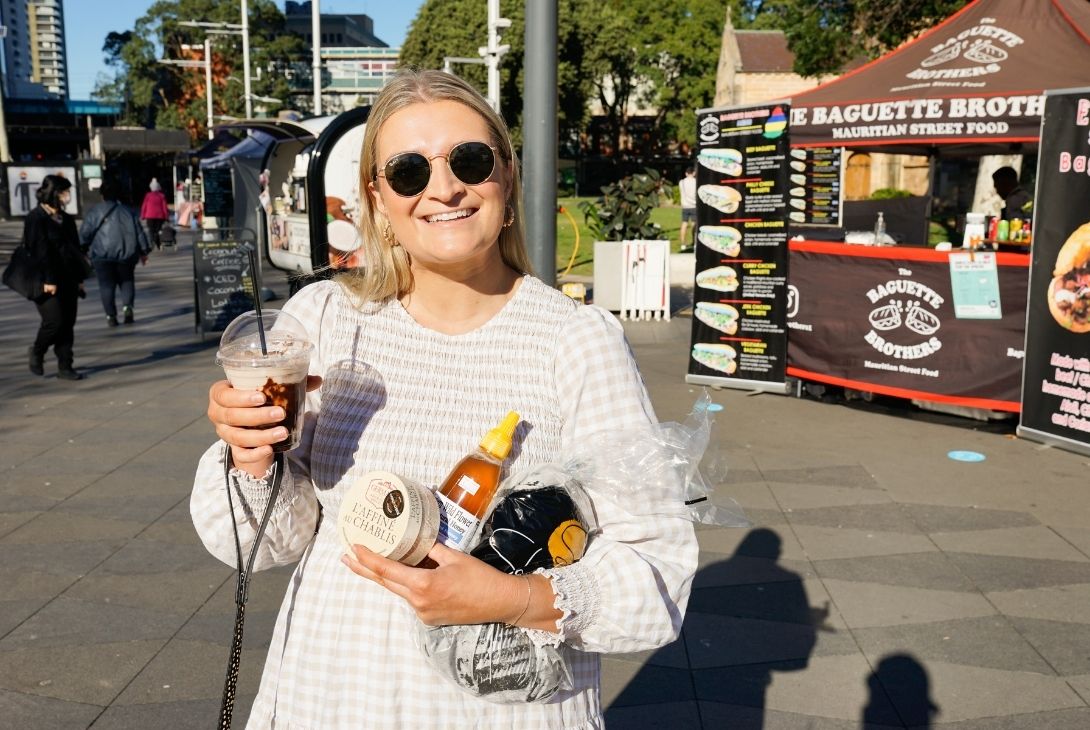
[189,281,339,571]
[541,305,699,654]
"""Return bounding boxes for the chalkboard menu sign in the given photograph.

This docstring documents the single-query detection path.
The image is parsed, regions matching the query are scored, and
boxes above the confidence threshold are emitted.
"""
[202,167,234,218]
[192,240,256,335]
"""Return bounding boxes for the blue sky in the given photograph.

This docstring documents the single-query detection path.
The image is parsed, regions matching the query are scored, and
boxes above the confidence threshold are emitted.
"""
[64,0,425,99]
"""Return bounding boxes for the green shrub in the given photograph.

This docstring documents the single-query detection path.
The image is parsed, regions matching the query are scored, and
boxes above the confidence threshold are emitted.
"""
[870,187,913,200]
[579,168,672,241]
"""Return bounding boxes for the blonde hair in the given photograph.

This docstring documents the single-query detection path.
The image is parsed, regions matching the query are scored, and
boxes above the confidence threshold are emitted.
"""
[338,68,532,302]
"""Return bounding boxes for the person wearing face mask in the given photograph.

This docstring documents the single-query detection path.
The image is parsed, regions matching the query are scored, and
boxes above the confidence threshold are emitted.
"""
[191,69,698,729]
[23,175,88,380]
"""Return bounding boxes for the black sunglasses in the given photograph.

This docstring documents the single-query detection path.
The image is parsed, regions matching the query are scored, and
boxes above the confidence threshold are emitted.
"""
[377,141,498,197]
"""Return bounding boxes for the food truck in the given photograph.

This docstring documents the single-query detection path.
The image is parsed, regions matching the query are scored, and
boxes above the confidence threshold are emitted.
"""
[686,0,1090,445]
[200,107,369,285]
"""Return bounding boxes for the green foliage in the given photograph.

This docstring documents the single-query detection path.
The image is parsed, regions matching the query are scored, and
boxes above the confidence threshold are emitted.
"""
[93,0,305,140]
[742,0,970,77]
[579,169,672,241]
[870,188,913,200]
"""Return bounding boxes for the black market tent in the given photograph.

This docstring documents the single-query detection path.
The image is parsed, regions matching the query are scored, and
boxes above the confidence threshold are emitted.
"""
[790,0,1090,154]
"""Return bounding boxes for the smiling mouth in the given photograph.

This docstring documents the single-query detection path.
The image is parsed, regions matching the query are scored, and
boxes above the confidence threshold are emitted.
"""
[424,208,477,223]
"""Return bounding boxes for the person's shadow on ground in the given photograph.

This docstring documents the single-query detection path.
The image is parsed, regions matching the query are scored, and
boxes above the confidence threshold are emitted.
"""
[863,653,939,728]
[605,527,832,729]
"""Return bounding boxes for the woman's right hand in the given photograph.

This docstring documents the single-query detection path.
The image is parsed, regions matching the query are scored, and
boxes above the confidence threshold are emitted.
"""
[43,284,57,296]
[207,376,321,477]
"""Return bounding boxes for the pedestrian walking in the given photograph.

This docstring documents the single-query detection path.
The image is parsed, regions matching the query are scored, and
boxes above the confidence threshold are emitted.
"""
[140,178,170,250]
[192,69,697,729]
[81,180,151,326]
[678,165,697,252]
[23,175,89,380]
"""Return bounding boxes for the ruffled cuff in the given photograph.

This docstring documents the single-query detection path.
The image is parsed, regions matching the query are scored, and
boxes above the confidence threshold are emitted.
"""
[227,458,296,519]
[528,561,601,648]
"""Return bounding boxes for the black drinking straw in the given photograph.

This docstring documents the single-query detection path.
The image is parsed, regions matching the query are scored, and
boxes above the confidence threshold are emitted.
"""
[245,246,268,356]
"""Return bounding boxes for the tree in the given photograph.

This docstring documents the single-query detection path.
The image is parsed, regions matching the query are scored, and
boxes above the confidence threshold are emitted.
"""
[92,0,305,141]
[743,0,970,77]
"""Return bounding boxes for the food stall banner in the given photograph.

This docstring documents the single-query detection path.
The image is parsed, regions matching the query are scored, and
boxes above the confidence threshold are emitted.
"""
[687,102,790,393]
[789,0,1090,153]
[787,241,1028,411]
[1018,87,1090,456]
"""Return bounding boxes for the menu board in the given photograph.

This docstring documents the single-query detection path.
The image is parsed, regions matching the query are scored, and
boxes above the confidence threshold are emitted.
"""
[192,239,256,336]
[787,147,843,226]
[1018,88,1090,456]
[202,167,234,218]
[687,102,790,393]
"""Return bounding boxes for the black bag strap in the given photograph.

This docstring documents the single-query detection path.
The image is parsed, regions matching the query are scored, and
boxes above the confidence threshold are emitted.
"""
[86,204,119,250]
[218,448,285,730]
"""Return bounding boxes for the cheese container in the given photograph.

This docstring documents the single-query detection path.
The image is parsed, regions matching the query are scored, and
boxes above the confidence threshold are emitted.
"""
[338,471,440,566]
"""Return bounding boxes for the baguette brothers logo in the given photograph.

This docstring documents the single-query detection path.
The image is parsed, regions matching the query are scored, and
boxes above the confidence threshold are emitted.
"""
[864,278,944,360]
[906,18,1023,82]
[699,115,720,143]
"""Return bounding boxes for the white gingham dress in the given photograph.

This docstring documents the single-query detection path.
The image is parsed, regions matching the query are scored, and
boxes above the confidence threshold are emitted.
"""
[191,276,699,730]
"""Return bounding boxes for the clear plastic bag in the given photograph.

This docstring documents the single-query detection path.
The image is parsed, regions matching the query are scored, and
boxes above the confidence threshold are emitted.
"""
[417,391,747,703]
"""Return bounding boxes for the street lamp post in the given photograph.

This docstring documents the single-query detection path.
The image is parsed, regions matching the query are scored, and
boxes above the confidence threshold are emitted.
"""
[159,45,214,139]
[241,0,252,119]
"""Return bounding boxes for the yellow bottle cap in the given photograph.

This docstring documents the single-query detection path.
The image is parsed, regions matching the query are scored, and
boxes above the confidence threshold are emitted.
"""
[479,411,520,460]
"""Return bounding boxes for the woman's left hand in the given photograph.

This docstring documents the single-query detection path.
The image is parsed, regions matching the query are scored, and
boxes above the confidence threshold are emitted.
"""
[342,542,524,626]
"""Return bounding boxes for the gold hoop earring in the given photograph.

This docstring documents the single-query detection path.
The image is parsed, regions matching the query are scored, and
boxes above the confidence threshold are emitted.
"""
[502,205,515,229]
[382,220,398,246]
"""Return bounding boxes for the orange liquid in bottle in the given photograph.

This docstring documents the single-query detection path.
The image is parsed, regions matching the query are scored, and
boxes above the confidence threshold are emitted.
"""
[435,411,519,551]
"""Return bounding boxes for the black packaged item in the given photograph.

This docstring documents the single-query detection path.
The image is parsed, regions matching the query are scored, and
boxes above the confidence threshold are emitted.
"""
[470,486,589,574]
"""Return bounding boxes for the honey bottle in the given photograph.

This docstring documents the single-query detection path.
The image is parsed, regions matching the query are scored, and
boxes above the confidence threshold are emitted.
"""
[435,411,520,551]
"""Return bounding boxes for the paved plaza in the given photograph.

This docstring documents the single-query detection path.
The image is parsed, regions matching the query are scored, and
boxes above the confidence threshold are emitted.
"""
[1,226,1088,729]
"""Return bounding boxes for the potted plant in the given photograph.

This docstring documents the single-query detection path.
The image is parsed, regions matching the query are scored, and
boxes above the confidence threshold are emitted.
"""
[580,169,673,319]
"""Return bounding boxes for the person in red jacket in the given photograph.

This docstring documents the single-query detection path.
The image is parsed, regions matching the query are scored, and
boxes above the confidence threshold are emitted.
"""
[140,179,170,250]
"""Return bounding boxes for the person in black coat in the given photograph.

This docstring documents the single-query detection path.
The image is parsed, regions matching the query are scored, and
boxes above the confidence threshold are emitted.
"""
[81,179,150,326]
[24,175,88,380]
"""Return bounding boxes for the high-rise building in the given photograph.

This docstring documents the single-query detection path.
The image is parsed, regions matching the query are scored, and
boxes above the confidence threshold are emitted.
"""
[284,2,388,47]
[0,0,69,99]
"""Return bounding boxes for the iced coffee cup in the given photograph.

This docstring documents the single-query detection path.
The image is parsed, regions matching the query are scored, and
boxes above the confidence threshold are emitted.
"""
[216,309,313,453]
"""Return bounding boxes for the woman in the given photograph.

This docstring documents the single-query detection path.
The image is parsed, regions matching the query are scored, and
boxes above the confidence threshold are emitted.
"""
[140,178,170,250]
[192,69,697,729]
[24,175,86,380]
[81,179,151,326]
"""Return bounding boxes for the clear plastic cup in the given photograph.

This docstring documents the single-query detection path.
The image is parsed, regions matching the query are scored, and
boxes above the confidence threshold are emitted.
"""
[216,309,313,453]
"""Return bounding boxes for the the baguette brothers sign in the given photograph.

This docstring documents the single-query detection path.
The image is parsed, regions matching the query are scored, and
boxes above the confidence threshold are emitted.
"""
[789,0,1090,149]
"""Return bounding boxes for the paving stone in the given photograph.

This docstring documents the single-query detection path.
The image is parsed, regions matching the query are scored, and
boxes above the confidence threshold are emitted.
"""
[688,578,840,628]
[900,503,1039,533]
[697,701,902,729]
[81,697,229,730]
[63,569,227,615]
[1006,617,1090,676]
[1,512,147,545]
[694,552,816,588]
[0,688,102,730]
[682,611,856,669]
[0,596,189,650]
[694,654,897,723]
[600,658,695,708]
[54,492,184,525]
[945,552,1090,592]
[791,525,936,561]
[852,616,1055,674]
[899,660,1084,723]
[769,482,893,511]
[760,464,880,489]
[821,579,996,629]
[931,526,1089,563]
[813,552,976,592]
[0,640,162,705]
[1067,674,1090,705]
[787,503,922,533]
[987,583,1090,625]
[112,639,265,705]
[1051,526,1090,559]
[695,524,809,562]
[0,541,121,578]
[912,707,1090,730]
[92,538,220,576]
[604,700,703,729]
